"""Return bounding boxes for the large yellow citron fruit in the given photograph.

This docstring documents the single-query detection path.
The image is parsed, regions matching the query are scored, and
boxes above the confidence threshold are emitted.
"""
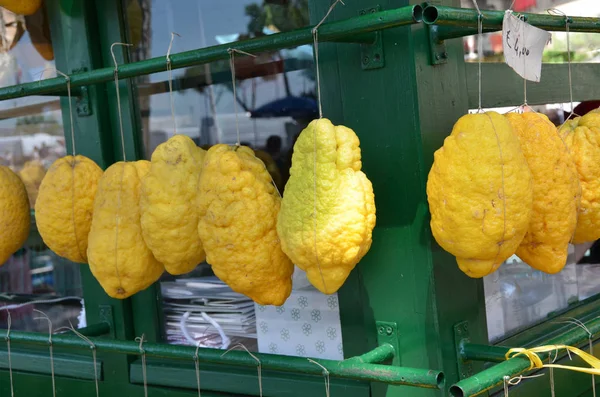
[197,144,293,306]
[88,161,164,299]
[19,160,46,207]
[427,112,533,278]
[0,166,30,264]
[559,110,600,244]
[140,135,206,275]
[0,0,42,15]
[35,156,102,263]
[277,119,376,295]
[506,113,580,273]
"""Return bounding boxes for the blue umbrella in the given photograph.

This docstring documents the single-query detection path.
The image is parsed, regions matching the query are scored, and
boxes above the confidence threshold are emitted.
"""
[250,96,318,119]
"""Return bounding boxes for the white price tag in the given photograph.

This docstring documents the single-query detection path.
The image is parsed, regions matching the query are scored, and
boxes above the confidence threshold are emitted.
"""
[502,10,551,82]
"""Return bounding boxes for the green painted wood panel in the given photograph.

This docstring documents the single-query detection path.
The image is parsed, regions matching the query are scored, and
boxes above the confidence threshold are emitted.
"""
[0,349,102,380]
[466,63,600,108]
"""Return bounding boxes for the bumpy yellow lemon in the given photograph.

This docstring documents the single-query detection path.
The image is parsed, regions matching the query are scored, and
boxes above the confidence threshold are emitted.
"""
[0,0,42,15]
[19,160,46,207]
[88,161,164,299]
[0,166,30,265]
[140,135,206,275]
[427,112,533,278]
[35,156,102,263]
[506,113,580,273]
[559,110,600,244]
[277,119,376,295]
[197,144,293,306]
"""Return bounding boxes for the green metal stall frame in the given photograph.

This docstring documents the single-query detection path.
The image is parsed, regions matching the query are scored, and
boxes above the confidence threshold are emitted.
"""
[1,0,600,396]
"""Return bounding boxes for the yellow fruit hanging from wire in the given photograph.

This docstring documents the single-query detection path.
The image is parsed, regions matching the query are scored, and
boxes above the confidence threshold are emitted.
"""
[35,155,102,264]
[140,135,206,275]
[0,165,30,265]
[88,161,164,299]
[197,144,293,306]
[559,109,600,244]
[427,112,533,278]
[505,112,580,274]
[277,118,376,295]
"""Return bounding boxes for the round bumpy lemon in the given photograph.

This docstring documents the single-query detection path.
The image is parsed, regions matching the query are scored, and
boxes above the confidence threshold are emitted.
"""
[0,166,30,265]
[506,113,580,274]
[277,118,376,295]
[35,155,102,263]
[197,144,293,306]
[559,110,600,244]
[88,161,164,299]
[19,160,46,207]
[427,112,533,278]
[141,135,206,275]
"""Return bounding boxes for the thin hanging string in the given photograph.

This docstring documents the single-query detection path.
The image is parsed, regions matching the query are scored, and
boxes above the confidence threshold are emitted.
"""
[556,317,596,397]
[227,48,257,146]
[38,69,76,155]
[6,311,14,397]
[310,0,345,294]
[135,335,148,397]
[471,0,483,112]
[34,309,56,397]
[312,0,344,119]
[110,42,133,161]
[55,322,100,397]
[225,48,281,198]
[503,373,545,396]
[194,343,202,397]
[110,42,132,298]
[166,32,181,135]
[549,355,556,397]
[221,344,262,397]
[308,359,331,397]
[548,9,578,121]
[38,67,84,263]
[520,13,529,109]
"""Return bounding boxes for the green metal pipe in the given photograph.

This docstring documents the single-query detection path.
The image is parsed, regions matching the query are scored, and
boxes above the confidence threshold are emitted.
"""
[0,4,422,102]
[3,329,443,389]
[460,343,508,363]
[423,5,600,37]
[344,343,395,364]
[450,315,600,397]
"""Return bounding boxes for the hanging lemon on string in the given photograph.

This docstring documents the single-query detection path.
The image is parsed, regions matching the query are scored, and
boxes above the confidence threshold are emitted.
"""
[559,110,600,244]
[506,112,580,274]
[87,42,164,299]
[427,112,533,278]
[35,71,103,264]
[197,144,294,306]
[36,155,103,263]
[0,165,30,265]
[277,119,376,295]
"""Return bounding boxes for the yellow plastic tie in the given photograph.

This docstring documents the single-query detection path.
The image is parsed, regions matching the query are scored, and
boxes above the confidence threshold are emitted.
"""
[506,345,600,376]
